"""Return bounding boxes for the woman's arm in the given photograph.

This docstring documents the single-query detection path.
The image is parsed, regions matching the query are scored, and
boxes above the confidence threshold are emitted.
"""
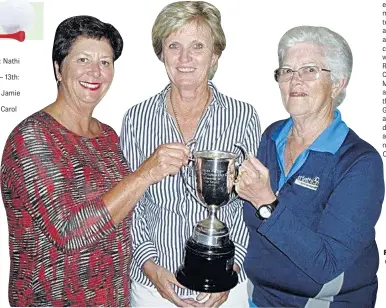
[237,151,384,284]
[1,120,188,253]
[120,111,159,268]
[259,151,383,283]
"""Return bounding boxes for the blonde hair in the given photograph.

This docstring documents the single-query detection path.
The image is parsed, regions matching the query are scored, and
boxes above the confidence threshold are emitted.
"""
[152,1,226,79]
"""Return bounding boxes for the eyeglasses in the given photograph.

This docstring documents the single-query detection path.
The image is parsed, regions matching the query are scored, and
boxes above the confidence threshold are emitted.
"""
[274,66,331,83]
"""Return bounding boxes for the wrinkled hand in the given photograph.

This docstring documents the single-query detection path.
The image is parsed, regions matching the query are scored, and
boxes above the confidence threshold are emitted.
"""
[235,156,276,208]
[137,143,189,185]
[142,260,199,307]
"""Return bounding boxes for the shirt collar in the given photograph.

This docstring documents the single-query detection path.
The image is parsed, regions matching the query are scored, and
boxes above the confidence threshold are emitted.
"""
[155,80,226,114]
[272,109,349,154]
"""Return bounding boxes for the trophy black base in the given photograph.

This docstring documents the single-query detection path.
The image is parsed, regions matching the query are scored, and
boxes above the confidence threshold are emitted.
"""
[176,238,238,293]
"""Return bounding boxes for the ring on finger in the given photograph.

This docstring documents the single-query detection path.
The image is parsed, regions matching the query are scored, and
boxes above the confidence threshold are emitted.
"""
[239,171,247,178]
[235,171,247,183]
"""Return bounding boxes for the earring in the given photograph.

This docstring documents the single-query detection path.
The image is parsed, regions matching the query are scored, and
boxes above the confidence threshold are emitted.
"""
[56,79,61,86]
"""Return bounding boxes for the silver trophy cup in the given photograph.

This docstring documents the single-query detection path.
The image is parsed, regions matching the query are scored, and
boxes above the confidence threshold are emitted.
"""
[176,146,247,292]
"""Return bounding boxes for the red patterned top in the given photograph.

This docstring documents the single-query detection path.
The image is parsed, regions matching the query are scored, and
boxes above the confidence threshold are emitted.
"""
[1,111,132,307]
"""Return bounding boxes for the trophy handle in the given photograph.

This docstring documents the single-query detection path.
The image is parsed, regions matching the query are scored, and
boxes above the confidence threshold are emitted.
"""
[234,142,249,162]
[231,142,255,203]
[186,139,197,162]
[181,166,207,207]
[181,139,207,207]
[233,142,249,183]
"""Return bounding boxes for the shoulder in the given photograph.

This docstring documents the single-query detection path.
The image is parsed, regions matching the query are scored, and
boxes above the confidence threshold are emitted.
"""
[262,119,288,140]
[216,91,256,112]
[2,112,55,167]
[255,120,287,161]
[337,128,383,169]
[213,87,259,122]
[328,128,384,204]
[325,128,384,193]
[6,111,52,141]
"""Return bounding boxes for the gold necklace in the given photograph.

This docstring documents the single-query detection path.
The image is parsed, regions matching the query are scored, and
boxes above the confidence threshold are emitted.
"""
[169,90,211,143]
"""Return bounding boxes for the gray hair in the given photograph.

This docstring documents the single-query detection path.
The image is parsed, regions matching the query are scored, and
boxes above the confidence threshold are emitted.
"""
[152,1,226,80]
[278,26,353,107]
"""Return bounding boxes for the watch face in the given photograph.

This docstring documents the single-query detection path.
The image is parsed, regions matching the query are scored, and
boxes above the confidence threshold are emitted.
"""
[259,206,271,219]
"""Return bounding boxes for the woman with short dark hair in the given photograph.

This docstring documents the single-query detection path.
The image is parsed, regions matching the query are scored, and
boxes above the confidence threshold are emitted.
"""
[1,15,188,307]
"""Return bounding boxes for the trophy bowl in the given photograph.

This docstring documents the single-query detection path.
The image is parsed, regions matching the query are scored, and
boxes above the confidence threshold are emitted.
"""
[176,150,240,293]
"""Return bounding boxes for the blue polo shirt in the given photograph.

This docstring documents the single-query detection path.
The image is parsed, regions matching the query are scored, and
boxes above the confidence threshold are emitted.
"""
[244,110,384,307]
[274,110,349,190]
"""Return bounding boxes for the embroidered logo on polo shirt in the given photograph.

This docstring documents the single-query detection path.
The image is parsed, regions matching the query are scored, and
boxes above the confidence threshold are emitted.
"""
[294,175,319,191]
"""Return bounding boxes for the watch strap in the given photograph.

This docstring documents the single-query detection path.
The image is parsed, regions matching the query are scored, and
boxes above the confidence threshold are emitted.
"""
[255,199,279,219]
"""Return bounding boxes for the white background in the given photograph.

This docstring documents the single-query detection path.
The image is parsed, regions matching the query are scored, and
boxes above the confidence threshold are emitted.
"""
[0,0,384,306]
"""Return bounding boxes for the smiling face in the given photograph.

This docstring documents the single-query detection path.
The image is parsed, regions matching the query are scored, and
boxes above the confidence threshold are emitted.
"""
[279,42,338,119]
[162,21,219,90]
[55,37,114,108]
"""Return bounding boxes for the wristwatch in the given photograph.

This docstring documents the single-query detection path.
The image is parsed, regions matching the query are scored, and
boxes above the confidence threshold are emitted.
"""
[256,199,278,220]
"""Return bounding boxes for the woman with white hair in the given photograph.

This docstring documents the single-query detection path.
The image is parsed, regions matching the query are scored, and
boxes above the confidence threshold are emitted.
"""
[236,26,384,307]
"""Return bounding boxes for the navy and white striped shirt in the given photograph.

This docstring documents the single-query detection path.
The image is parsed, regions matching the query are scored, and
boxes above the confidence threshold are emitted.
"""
[120,81,260,295]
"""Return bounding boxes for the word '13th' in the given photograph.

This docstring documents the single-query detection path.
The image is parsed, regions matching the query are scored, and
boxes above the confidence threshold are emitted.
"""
[0,74,19,80]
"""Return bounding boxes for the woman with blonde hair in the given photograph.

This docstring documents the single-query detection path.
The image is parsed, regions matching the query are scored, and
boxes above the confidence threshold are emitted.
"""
[121,1,260,307]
